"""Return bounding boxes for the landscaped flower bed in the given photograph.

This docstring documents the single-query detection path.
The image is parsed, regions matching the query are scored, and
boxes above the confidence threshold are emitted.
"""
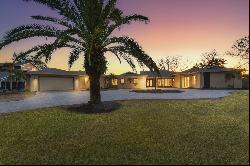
[0,91,36,102]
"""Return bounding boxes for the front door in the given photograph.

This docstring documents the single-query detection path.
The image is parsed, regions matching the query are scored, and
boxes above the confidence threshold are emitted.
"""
[204,72,210,89]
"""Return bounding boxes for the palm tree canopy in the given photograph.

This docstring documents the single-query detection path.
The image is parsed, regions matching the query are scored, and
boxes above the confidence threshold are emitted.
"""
[0,0,159,74]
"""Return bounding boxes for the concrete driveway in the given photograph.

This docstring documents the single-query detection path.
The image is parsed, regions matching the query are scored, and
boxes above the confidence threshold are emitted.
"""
[0,89,233,113]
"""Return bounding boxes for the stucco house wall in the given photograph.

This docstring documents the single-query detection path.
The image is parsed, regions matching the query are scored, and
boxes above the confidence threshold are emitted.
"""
[29,76,39,92]
[210,72,242,89]
[192,73,202,89]
[173,73,181,88]
[74,76,80,91]
[234,76,243,89]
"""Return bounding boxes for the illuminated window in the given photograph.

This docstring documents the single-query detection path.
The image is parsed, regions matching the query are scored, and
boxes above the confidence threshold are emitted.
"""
[165,79,173,87]
[146,79,153,87]
[184,77,190,88]
[157,79,163,87]
[112,79,118,86]
[133,78,138,84]
[157,79,173,87]
[192,76,196,85]
[121,78,125,84]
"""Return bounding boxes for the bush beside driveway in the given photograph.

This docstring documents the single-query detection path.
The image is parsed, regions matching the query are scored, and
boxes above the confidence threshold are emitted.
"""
[0,91,36,102]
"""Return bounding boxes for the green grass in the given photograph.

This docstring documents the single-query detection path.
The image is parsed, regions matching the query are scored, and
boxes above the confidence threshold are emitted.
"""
[0,91,249,165]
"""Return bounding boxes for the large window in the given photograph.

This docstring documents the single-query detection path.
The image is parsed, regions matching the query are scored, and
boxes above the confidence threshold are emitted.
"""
[133,78,138,84]
[157,78,173,87]
[192,76,196,86]
[120,78,125,84]
[183,77,190,88]
[112,79,118,86]
[146,79,154,87]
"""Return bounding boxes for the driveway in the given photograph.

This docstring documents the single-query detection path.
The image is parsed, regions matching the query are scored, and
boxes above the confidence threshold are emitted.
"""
[0,89,234,113]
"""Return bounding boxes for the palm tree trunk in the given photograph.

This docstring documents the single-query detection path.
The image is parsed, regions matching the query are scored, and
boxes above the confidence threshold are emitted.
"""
[89,74,101,105]
[155,76,157,90]
[16,80,18,91]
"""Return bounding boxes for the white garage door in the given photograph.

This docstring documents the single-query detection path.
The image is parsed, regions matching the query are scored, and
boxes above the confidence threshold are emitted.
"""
[39,77,74,91]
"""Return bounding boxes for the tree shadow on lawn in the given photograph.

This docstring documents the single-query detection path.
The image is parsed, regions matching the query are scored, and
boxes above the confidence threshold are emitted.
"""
[64,101,122,114]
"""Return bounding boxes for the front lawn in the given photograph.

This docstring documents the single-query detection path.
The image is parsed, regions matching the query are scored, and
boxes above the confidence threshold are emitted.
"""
[0,91,249,165]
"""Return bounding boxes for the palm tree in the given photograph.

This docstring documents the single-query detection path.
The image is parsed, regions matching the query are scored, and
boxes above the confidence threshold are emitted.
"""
[0,0,159,105]
[14,69,27,91]
[5,63,15,91]
[4,62,26,92]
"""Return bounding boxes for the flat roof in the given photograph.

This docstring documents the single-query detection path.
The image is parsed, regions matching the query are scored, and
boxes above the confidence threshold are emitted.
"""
[27,68,86,76]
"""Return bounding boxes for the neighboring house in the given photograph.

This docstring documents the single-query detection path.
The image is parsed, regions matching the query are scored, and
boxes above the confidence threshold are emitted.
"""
[0,62,38,72]
[0,72,9,90]
[0,62,36,91]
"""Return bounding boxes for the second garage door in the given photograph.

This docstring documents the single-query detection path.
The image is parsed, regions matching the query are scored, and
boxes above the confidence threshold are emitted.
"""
[39,77,74,91]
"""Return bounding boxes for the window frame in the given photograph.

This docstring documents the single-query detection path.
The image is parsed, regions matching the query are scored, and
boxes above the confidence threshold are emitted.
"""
[146,79,154,87]
[111,79,118,86]
[133,78,138,84]
[120,78,125,84]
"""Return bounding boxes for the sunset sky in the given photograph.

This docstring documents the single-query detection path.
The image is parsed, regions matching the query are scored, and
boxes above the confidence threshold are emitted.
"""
[0,0,249,74]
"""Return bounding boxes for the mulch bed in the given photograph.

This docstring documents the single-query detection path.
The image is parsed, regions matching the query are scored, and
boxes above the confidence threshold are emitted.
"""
[0,92,36,102]
[131,89,184,94]
[65,101,122,114]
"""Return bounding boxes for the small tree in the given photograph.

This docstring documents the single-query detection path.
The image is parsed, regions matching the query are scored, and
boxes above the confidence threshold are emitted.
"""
[4,63,27,91]
[13,70,27,91]
[195,50,227,68]
[227,36,249,63]
[157,56,180,72]
[5,63,15,91]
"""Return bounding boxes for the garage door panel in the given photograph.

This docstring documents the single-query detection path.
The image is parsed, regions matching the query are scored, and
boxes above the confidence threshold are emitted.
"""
[39,77,74,91]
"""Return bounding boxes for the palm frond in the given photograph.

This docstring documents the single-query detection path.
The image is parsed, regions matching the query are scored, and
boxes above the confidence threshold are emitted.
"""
[105,14,149,38]
[0,24,61,49]
[69,48,84,69]
[31,15,74,28]
[105,36,159,72]
[23,0,80,24]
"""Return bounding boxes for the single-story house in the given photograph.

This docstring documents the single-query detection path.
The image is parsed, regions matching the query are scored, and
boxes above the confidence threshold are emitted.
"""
[1,61,244,92]
[0,62,38,72]
[100,67,243,90]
